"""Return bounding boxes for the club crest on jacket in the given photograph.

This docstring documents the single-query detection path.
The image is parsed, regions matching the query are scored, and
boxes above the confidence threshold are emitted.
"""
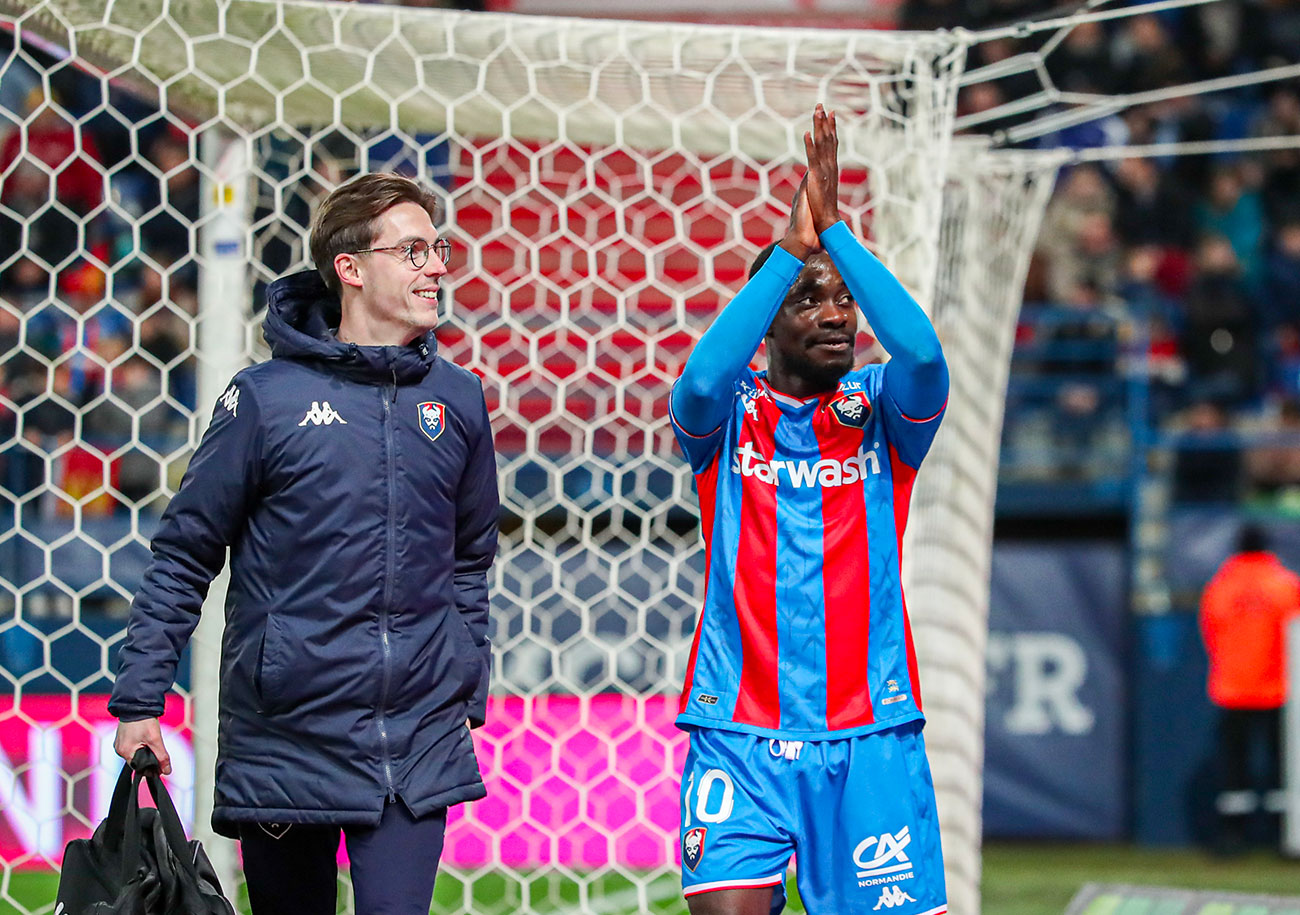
[418,401,447,442]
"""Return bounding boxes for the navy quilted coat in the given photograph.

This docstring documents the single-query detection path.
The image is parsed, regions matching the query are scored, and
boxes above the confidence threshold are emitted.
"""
[109,270,499,836]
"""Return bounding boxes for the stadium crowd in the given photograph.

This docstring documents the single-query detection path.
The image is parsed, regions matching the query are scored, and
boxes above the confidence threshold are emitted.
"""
[921,0,1300,505]
[0,72,198,521]
[1,0,1299,531]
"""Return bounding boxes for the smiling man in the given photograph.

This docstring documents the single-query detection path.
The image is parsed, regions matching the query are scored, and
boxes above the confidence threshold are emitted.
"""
[670,107,950,915]
[109,173,499,915]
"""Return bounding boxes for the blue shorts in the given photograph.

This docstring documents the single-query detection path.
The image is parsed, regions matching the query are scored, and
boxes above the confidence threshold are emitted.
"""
[679,721,946,915]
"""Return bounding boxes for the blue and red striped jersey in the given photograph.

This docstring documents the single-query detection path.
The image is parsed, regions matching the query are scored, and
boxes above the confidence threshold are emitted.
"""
[670,365,944,739]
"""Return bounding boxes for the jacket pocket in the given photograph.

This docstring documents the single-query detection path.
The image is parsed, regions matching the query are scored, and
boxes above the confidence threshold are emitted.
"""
[448,615,484,700]
[255,614,296,715]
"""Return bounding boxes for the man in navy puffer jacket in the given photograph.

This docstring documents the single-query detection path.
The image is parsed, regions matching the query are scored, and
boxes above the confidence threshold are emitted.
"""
[108,173,499,915]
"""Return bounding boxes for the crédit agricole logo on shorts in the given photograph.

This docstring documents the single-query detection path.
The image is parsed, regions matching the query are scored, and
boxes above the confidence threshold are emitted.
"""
[854,825,915,888]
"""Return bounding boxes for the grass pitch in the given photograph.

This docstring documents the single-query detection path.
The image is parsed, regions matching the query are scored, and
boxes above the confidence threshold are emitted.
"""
[5,842,1298,914]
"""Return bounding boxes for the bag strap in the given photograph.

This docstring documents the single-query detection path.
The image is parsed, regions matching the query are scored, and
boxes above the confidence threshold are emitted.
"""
[101,758,136,851]
[119,747,201,880]
[120,766,146,885]
[140,769,195,861]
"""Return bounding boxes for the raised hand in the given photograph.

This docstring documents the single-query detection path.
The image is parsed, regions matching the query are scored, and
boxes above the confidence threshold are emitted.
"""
[778,173,819,261]
[804,104,840,235]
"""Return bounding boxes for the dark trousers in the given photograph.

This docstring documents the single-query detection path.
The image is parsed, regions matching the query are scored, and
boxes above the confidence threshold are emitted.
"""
[239,800,448,915]
[1213,707,1282,849]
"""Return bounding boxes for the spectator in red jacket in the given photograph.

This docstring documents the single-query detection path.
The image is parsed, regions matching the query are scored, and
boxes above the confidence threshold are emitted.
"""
[1199,525,1300,852]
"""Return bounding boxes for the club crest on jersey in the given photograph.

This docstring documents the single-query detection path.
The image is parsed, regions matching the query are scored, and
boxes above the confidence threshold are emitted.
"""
[418,401,447,442]
[831,392,872,428]
[683,827,707,871]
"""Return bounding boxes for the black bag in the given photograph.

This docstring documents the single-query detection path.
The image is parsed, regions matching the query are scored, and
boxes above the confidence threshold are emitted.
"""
[55,748,236,915]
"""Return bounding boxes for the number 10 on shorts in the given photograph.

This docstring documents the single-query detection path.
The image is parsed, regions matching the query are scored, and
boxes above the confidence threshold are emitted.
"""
[683,768,735,827]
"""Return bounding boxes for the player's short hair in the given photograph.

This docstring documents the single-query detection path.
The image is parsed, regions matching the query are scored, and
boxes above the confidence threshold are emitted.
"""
[309,172,440,298]
[749,241,780,280]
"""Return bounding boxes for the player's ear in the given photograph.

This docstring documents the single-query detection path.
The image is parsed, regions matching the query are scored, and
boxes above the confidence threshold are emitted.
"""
[334,252,364,290]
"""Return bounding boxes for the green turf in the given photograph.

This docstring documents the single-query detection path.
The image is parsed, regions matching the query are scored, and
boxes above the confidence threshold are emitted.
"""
[5,842,1298,914]
[9,868,764,915]
[981,842,1300,915]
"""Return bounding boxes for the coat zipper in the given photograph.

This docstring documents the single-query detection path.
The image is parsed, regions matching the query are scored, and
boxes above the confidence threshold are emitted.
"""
[377,383,398,802]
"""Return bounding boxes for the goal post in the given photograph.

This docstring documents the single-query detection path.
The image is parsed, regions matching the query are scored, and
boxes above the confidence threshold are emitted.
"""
[0,2,1057,912]
[908,140,1064,904]
[190,127,256,891]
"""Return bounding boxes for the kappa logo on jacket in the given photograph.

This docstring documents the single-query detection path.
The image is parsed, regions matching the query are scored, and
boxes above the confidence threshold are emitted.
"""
[219,384,240,417]
[298,401,348,426]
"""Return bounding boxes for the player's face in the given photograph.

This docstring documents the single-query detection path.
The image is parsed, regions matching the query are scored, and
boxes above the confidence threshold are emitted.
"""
[766,253,857,391]
[351,201,448,342]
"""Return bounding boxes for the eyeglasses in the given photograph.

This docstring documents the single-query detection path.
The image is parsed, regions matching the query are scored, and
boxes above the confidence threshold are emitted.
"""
[354,237,452,270]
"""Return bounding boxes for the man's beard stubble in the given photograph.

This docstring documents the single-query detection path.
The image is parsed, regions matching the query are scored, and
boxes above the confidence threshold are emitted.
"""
[785,349,853,393]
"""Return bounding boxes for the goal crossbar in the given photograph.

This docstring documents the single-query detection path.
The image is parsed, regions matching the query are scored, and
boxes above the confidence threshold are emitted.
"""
[1,0,963,159]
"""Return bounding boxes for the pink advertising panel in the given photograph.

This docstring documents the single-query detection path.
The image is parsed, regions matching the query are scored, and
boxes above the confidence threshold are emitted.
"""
[0,694,688,870]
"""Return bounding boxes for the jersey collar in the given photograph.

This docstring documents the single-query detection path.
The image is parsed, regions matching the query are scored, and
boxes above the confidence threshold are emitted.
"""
[758,376,836,408]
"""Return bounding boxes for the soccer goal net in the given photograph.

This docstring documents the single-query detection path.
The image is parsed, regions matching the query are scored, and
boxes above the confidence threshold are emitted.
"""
[0,1,1055,912]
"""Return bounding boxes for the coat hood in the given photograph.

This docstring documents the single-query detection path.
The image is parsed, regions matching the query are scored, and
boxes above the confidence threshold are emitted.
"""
[263,269,438,385]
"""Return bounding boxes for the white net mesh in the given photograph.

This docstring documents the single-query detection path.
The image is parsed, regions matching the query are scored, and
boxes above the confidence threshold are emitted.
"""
[905,140,1062,914]
[0,2,1057,913]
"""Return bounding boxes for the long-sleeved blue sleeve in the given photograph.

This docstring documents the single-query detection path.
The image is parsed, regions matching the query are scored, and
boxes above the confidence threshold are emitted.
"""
[108,373,263,720]
[821,221,948,420]
[670,245,805,436]
[453,384,499,729]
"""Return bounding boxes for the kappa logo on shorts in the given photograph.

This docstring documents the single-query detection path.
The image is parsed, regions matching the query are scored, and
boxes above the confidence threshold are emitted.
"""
[854,826,913,879]
[872,885,917,909]
[418,401,447,442]
[696,693,719,706]
[682,826,707,871]
[830,392,872,428]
